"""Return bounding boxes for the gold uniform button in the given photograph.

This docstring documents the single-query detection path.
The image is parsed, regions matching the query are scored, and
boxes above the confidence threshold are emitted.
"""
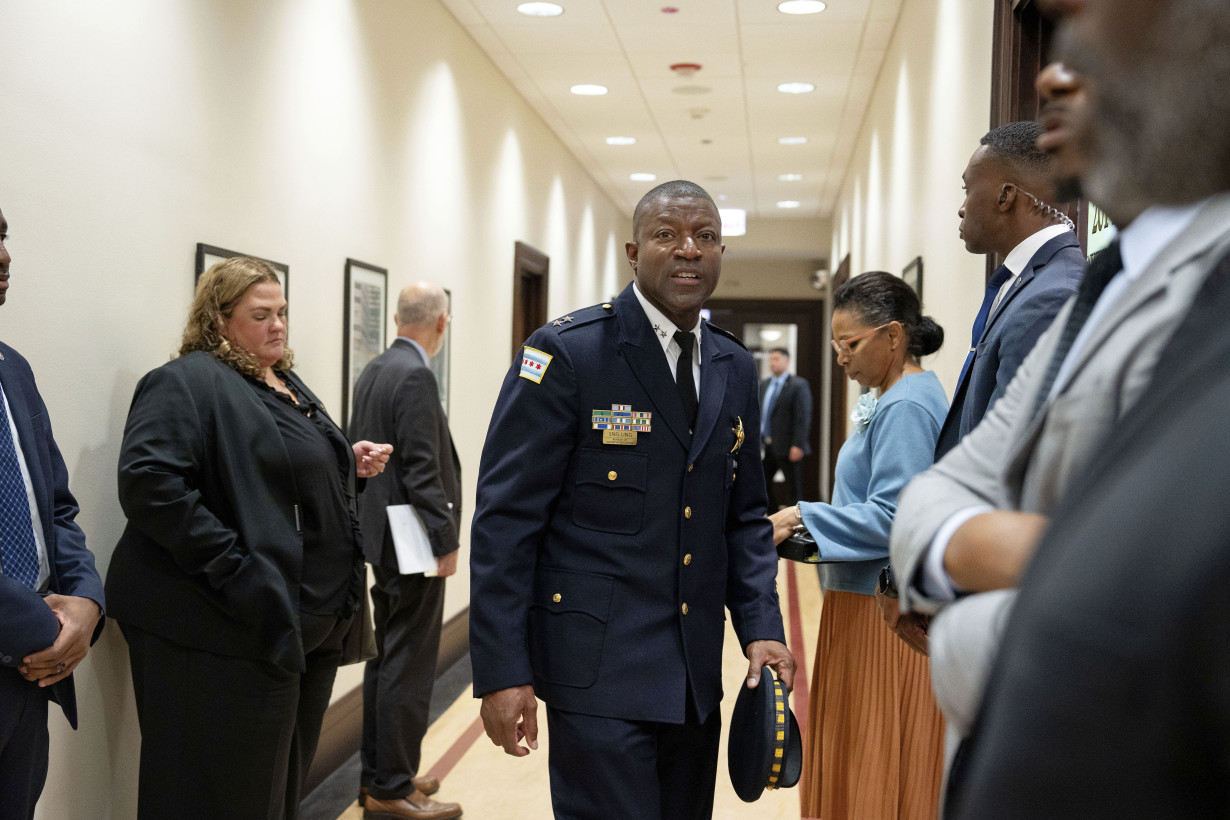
[608,471,617,480]
[687,463,694,472]
[684,506,692,519]
[682,603,689,615]
[602,303,613,309]
[683,554,692,566]
[552,593,562,603]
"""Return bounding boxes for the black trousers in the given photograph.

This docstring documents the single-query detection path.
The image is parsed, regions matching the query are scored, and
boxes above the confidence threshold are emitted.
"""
[361,566,445,800]
[545,699,722,820]
[762,441,803,509]
[122,612,348,820]
[0,668,49,820]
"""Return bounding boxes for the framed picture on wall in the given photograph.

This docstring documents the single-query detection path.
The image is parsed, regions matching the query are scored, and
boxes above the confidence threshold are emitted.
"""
[195,243,290,300]
[342,258,389,427]
[902,256,924,303]
[429,288,452,416]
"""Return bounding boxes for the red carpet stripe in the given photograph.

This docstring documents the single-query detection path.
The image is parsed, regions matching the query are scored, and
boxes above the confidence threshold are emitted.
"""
[424,716,486,783]
[784,559,816,819]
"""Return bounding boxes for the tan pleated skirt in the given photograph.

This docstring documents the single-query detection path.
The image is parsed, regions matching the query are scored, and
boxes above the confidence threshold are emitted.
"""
[800,590,945,820]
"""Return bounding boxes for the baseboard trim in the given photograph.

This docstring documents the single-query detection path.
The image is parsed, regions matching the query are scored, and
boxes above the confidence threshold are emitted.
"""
[304,606,470,796]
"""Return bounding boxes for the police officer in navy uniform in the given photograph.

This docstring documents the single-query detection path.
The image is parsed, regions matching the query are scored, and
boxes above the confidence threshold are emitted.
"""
[470,180,795,819]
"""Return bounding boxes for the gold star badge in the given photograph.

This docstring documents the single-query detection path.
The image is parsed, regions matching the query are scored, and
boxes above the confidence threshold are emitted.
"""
[731,416,744,453]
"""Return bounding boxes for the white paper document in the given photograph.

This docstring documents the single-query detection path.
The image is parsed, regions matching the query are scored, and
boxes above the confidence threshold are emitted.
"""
[386,504,438,576]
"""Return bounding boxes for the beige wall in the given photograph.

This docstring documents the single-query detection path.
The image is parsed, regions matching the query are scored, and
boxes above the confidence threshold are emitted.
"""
[0,1,627,817]
[829,0,995,408]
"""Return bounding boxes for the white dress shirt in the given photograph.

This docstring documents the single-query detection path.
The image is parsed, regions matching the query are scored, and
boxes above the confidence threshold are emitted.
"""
[632,282,701,399]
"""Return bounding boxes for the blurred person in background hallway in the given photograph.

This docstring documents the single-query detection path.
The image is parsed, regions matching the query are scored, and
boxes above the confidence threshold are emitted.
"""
[759,347,812,510]
[107,257,390,820]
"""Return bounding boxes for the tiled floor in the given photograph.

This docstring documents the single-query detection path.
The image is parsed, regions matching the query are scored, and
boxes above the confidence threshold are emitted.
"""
[334,560,823,819]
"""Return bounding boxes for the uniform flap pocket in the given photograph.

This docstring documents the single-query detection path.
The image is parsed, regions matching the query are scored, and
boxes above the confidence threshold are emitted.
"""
[533,567,614,622]
[574,449,647,491]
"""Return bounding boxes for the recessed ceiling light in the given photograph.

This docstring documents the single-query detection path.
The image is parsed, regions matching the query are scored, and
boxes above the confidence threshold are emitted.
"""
[630,173,657,182]
[779,173,804,182]
[777,200,801,208]
[570,84,608,96]
[517,2,564,16]
[778,136,808,145]
[760,329,783,342]
[777,82,816,94]
[719,209,746,236]
[778,0,827,14]
[605,136,636,145]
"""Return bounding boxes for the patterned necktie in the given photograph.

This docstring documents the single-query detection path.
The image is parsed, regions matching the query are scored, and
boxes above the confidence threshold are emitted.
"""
[0,393,39,588]
[673,331,699,431]
[1030,239,1123,419]
[956,265,1014,388]
[761,377,781,437]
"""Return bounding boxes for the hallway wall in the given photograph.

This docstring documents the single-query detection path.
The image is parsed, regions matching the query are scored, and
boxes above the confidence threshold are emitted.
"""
[0,1,627,817]
[829,0,996,401]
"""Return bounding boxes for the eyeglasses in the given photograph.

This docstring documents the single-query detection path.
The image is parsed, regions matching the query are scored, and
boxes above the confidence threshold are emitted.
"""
[830,323,890,356]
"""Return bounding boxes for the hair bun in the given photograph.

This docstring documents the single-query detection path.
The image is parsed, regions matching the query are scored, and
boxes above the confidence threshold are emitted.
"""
[911,316,944,357]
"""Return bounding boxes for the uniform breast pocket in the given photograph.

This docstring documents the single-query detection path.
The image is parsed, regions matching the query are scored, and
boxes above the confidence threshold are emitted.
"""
[528,567,614,689]
[571,449,648,535]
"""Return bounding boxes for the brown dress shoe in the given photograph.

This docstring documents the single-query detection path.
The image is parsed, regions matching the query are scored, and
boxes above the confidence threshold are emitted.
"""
[364,789,462,820]
[360,776,440,806]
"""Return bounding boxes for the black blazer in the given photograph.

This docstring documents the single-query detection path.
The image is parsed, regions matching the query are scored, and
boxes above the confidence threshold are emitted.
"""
[106,352,372,673]
[348,338,462,567]
[470,284,786,724]
[0,342,105,728]
[758,373,812,454]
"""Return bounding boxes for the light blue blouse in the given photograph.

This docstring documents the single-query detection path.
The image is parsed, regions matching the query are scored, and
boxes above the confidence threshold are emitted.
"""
[800,370,948,595]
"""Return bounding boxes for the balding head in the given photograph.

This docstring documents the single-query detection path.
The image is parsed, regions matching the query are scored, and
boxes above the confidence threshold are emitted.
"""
[396,281,449,357]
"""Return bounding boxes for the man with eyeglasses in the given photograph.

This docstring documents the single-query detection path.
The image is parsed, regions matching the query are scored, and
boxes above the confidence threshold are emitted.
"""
[935,121,1085,460]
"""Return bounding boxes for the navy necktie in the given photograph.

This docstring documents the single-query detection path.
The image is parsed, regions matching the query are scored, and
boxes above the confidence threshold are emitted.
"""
[956,265,1013,388]
[761,378,781,437]
[0,394,39,588]
[1030,239,1123,419]
[673,331,699,431]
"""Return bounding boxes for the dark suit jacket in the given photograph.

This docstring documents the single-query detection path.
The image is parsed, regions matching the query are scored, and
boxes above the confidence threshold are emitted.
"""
[107,352,373,674]
[952,251,1230,818]
[469,284,786,724]
[0,342,105,728]
[758,373,812,454]
[348,338,462,566]
[934,232,1084,459]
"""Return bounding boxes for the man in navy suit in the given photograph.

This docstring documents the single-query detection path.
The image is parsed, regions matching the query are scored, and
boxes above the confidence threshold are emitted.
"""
[758,348,811,509]
[470,180,795,819]
[934,121,1084,460]
[0,205,105,819]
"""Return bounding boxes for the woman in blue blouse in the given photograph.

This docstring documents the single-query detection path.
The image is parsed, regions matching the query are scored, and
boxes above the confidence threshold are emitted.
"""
[770,271,947,819]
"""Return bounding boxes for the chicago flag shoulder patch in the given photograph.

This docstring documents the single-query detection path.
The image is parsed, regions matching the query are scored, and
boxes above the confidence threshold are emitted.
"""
[519,346,553,383]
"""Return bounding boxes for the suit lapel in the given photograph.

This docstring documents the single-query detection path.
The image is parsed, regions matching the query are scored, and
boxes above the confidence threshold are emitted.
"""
[982,234,1079,339]
[0,361,49,531]
[689,325,731,460]
[615,290,692,451]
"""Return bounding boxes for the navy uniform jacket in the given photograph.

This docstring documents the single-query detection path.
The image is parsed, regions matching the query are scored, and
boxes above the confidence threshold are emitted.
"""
[469,283,786,724]
[0,342,105,729]
[934,232,1084,459]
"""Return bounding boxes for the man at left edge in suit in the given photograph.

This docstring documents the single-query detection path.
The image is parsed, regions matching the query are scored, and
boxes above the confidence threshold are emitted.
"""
[758,347,811,509]
[469,180,795,818]
[0,204,106,819]
[349,282,462,820]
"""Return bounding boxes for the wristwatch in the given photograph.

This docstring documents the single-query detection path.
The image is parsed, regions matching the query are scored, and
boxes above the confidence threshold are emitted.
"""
[877,565,898,599]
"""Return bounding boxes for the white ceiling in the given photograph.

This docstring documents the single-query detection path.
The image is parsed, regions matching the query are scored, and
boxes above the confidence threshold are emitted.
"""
[438,0,904,226]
